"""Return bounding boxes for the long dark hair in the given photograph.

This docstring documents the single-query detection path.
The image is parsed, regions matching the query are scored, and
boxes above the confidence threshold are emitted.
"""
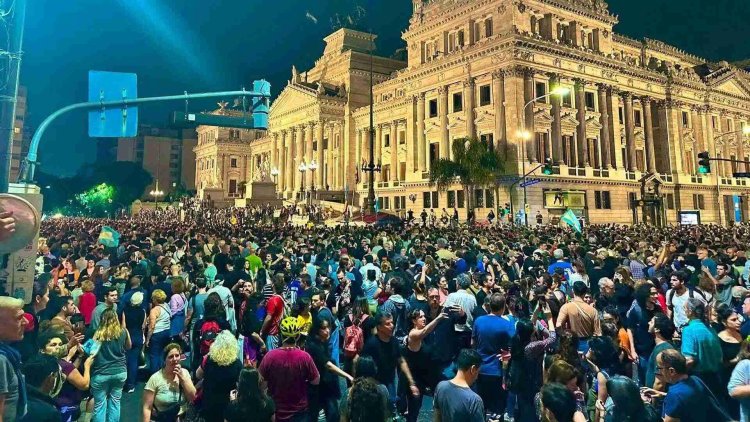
[348,377,387,422]
[606,375,660,422]
[510,319,534,361]
[203,292,224,320]
[235,367,270,415]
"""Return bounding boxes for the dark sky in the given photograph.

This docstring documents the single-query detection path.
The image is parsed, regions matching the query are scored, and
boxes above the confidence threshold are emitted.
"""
[21,0,750,177]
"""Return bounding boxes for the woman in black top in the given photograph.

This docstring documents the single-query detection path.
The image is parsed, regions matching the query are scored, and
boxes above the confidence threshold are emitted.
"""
[195,330,242,422]
[123,291,147,392]
[306,316,354,422]
[224,367,275,422]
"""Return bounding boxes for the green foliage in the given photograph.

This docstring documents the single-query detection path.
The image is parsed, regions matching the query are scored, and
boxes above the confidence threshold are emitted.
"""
[429,138,506,209]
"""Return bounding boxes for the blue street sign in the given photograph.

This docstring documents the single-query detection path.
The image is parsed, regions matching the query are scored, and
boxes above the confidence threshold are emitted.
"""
[88,71,138,137]
[520,178,542,188]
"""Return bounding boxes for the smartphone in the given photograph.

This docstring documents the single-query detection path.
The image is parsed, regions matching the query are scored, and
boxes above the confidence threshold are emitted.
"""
[82,339,101,356]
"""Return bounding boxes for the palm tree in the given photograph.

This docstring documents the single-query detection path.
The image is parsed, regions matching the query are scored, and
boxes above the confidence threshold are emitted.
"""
[429,137,506,212]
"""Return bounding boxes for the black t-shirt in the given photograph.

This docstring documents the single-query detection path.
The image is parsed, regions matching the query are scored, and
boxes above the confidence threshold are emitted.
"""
[202,358,243,422]
[224,395,275,422]
[626,303,658,355]
[361,335,401,385]
[305,338,340,397]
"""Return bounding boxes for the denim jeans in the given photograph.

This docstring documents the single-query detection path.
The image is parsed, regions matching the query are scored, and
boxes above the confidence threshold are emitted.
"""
[308,393,340,422]
[328,324,340,367]
[91,372,127,422]
[125,341,143,389]
[149,330,170,374]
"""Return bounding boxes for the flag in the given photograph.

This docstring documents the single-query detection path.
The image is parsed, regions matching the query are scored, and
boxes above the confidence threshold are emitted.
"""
[374,197,380,213]
[560,209,581,233]
[98,226,120,248]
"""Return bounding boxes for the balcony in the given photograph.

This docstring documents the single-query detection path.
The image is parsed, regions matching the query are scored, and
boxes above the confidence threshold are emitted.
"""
[625,171,637,180]
[690,175,703,184]
[567,167,585,177]
[593,168,610,178]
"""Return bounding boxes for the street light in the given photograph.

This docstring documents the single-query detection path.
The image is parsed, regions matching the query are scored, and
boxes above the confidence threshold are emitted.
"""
[308,160,319,200]
[149,179,164,209]
[270,167,280,198]
[298,161,308,202]
[516,85,570,225]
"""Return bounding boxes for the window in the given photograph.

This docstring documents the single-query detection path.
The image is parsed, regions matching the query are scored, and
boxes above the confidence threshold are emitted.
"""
[562,135,574,166]
[618,107,624,124]
[636,149,645,172]
[384,134,390,148]
[384,197,390,210]
[480,133,494,150]
[485,18,493,37]
[530,16,539,35]
[485,189,495,208]
[585,92,596,111]
[448,191,456,208]
[634,110,642,127]
[423,192,433,208]
[457,30,465,47]
[230,129,240,139]
[429,99,438,117]
[228,179,237,195]
[712,116,718,130]
[457,190,465,208]
[449,33,456,52]
[665,193,675,210]
[475,189,485,208]
[693,194,705,210]
[594,191,611,209]
[453,92,463,112]
[535,82,547,102]
[536,132,549,162]
[479,85,491,106]
[682,111,690,127]
[230,157,238,168]
[562,90,572,108]
[473,22,482,43]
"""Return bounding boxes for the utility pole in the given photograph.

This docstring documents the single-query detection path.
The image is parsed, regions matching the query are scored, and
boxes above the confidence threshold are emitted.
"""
[0,0,27,193]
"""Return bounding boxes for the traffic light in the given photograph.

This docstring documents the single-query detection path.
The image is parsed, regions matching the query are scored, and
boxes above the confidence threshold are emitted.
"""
[542,158,553,175]
[697,151,711,174]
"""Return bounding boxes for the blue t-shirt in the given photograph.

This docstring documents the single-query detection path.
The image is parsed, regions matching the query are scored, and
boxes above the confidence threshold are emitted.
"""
[548,260,573,279]
[472,314,515,376]
[663,376,711,421]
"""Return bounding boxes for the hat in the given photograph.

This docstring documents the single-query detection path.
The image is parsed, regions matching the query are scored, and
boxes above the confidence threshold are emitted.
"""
[732,286,749,299]
[130,291,144,307]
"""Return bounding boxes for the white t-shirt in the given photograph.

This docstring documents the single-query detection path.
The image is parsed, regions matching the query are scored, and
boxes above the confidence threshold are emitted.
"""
[667,288,707,328]
[145,368,190,414]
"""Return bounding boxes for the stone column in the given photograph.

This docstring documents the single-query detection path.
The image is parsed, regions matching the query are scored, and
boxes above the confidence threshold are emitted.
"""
[355,129,362,174]
[439,86,449,159]
[316,121,325,188]
[643,97,656,172]
[693,107,705,152]
[305,123,314,188]
[464,78,475,139]
[596,86,611,168]
[390,123,398,182]
[406,97,416,175]
[623,93,636,171]
[296,125,304,191]
[575,80,588,166]
[605,87,617,168]
[492,71,506,153]
[287,128,296,192]
[271,133,278,172]
[550,75,563,164]
[279,131,287,192]
[417,94,426,174]
[523,69,536,162]
[375,124,383,182]
[338,124,346,189]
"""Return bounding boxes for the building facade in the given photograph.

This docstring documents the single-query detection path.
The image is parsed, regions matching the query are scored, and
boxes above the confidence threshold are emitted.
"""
[224,0,750,224]
[117,125,198,198]
[193,109,267,206]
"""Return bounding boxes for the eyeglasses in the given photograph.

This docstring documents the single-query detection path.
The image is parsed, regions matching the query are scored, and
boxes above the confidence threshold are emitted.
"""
[428,295,439,299]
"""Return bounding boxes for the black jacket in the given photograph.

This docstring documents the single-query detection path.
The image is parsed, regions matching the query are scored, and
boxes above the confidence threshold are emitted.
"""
[20,386,60,422]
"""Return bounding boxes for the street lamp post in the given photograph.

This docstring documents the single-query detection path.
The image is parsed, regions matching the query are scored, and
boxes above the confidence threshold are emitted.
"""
[308,160,318,200]
[298,161,307,203]
[516,86,570,225]
[712,126,750,225]
[149,179,164,209]
[270,167,280,198]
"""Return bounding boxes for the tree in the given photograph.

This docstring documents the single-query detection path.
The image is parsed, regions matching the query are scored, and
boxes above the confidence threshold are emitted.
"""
[429,138,506,211]
[84,161,153,208]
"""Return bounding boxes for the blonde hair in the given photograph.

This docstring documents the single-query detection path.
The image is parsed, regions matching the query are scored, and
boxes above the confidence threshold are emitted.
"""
[208,330,239,366]
[81,280,95,293]
[151,289,167,304]
[0,296,24,310]
[94,308,123,342]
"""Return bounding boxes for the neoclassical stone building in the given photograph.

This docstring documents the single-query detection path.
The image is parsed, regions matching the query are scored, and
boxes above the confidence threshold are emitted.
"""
[223,0,750,224]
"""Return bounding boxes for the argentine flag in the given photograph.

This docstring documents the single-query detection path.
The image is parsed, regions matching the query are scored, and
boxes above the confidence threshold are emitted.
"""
[560,209,581,233]
[98,226,121,248]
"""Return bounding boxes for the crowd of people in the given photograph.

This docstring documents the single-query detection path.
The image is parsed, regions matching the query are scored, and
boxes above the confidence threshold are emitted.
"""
[3,208,750,422]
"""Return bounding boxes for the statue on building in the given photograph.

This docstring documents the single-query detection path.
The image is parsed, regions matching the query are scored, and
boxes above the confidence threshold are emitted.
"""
[292,65,300,84]
[317,81,326,95]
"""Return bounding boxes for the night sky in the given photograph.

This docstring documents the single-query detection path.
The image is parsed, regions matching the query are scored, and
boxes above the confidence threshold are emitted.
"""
[20,0,750,177]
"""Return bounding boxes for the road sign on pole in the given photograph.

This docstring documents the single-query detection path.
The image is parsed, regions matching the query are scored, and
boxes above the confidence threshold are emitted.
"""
[88,71,138,137]
[520,178,542,188]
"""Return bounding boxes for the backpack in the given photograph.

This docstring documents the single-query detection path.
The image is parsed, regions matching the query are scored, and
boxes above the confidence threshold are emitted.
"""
[666,287,706,312]
[392,302,410,344]
[343,314,368,358]
[198,320,221,355]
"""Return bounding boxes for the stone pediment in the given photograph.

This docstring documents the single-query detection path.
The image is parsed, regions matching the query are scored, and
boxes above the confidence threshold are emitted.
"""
[269,85,320,119]
[585,116,603,131]
[447,115,466,130]
[560,113,579,131]
[474,109,494,126]
[715,79,749,97]
[534,109,553,127]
